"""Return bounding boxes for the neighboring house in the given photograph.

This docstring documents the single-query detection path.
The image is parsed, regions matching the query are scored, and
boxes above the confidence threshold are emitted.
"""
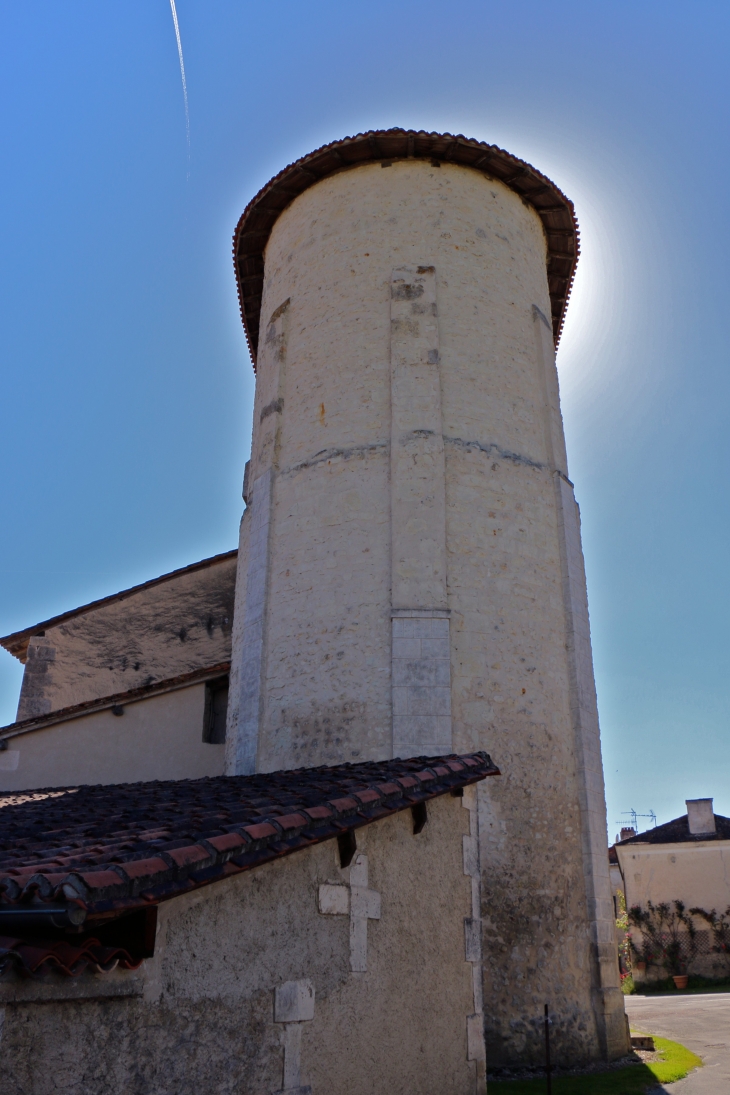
[0,552,236,791]
[0,751,498,1095]
[614,799,730,980]
[608,827,635,915]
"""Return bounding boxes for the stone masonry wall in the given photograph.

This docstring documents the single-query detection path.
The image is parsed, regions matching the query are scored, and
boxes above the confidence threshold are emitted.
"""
[16,557,236,720]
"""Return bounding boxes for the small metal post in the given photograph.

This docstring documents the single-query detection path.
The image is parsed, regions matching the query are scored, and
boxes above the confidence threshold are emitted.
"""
[544,1003,552,1095]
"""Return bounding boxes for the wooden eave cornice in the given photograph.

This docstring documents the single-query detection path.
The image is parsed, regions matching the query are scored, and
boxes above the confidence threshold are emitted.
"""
[232,128,580,369]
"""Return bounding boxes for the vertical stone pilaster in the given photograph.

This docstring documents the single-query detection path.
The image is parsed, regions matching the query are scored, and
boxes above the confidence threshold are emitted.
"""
[533,305,628,1058]
[273,979,315,1095]
[390,266,452,759]
[227,467,273,775]
[390,266,447,610]
[226,300,289,775]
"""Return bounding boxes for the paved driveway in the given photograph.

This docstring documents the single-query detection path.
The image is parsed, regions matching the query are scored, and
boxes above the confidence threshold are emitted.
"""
[624,992,730,1092]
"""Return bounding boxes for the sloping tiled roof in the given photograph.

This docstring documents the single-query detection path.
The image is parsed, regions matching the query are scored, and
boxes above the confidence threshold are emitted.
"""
[0,550,237,663]
[616,813,730,846]
[233,128,579,367]
[0,753,498,931]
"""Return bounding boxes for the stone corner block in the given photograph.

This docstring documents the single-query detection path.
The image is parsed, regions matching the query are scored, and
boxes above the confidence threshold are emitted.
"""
[318,883,349,916]
[274,979,315,1023]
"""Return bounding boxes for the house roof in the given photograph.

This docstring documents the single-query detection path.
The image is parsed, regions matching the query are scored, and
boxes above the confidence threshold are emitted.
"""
[0,550,237,664]
[0,662,231,744]
[615,812,730,846]
[0,752,498,932]
[233,128,579,367]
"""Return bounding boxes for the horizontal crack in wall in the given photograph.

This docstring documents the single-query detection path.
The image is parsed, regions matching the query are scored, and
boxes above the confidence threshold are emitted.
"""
[282,442,388,477]
[444,436,547,471]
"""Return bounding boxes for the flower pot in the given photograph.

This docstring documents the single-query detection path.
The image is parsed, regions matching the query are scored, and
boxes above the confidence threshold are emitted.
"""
[672,975,688,990]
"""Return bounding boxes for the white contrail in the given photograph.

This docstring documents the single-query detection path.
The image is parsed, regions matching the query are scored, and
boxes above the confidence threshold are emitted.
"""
[168,0,190,160]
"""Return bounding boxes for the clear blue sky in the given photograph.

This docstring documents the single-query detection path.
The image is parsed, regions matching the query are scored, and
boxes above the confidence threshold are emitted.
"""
[2,2,729,836]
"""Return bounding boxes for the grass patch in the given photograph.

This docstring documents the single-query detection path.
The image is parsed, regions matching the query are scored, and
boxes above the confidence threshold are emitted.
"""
[488,1035,702,1094]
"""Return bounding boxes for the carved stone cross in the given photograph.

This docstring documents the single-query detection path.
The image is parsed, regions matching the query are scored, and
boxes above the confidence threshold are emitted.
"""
[318,852,381,972]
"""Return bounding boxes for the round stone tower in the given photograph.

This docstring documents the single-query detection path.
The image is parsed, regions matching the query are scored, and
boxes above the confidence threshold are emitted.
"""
[226,130,626,1067]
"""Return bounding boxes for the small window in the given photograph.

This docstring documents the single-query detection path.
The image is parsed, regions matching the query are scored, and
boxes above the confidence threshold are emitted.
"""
[203,676,229,744]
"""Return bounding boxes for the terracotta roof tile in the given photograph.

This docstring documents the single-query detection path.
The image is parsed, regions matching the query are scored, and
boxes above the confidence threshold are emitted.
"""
[276,813,308,831]
[244,822,280,841]
[302,805,333,821]
[353,789,381,805]
[117,857,171,880]
[165,845,211,869]
[328,796,358,812]
[205,832,248,854]
[375,782,401,796]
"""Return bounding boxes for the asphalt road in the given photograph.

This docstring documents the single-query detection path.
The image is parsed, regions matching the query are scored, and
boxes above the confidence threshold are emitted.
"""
[624,992,730,1092]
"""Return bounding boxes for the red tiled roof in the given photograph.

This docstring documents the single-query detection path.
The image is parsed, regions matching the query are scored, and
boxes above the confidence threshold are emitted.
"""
[233,128,579,367]
[0,753,498,931]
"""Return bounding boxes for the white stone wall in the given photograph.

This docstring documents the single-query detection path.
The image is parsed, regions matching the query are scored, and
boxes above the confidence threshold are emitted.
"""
[227,158,625,1064]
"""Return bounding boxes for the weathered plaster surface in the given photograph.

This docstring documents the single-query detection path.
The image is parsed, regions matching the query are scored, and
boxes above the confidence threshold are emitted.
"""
[0,683,224,792]
[225,158,624,1065]
[16,556,236,720]
[1,796,479,1095]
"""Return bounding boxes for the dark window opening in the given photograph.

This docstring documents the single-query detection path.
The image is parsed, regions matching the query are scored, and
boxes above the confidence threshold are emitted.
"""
[337,830,357,868]
[203,676,229,744]
[411,801,428,834]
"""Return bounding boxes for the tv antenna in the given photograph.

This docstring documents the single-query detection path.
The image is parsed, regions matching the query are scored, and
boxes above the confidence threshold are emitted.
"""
[617,809,657,832]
